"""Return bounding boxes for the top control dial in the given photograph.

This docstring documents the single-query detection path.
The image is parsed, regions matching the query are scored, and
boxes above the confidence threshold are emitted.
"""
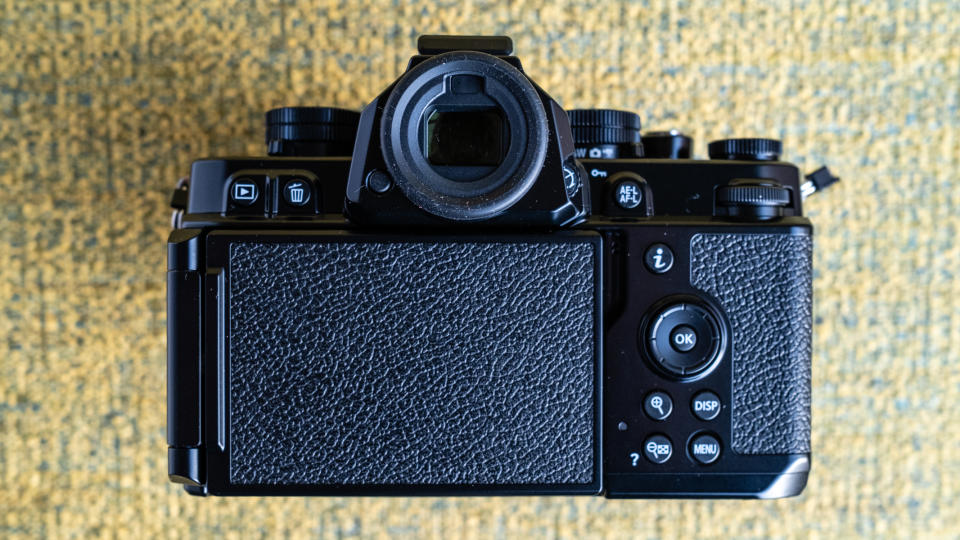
[266,106,361,157]
[715,179,792,221]
[708,138,782,161]
[567,109,644,158]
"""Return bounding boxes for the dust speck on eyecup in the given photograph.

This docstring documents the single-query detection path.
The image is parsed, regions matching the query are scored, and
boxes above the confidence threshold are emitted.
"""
[379,51,549,221]
[265,107,361,157]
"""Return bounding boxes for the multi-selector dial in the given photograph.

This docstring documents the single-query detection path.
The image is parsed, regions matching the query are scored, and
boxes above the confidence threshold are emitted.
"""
[644,301,725,379]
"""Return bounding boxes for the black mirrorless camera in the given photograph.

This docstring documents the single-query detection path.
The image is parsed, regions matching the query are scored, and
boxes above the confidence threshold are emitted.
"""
[167,35,838,498]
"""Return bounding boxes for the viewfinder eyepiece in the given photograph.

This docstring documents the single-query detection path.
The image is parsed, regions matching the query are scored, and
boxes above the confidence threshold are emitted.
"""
[425,109,507,167]
[379,51,548,221]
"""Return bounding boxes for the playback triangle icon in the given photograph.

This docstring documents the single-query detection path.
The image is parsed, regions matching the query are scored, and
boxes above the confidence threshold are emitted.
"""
[231,180,259,205]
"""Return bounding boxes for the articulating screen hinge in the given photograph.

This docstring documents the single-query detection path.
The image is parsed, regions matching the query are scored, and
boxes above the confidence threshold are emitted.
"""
[167,230,203,486]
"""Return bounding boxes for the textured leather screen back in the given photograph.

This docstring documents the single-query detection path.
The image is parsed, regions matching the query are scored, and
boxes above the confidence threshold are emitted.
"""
[220,234,600,488]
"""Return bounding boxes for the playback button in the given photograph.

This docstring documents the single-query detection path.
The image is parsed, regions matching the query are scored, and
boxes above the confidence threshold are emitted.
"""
[230,178,260,206]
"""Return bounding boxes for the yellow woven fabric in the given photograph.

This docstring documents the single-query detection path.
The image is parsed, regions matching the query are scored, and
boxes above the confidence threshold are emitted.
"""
[2,1,959,538]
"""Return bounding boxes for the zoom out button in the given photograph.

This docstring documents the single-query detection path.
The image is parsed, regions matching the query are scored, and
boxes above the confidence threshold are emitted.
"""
[643,435,673,464]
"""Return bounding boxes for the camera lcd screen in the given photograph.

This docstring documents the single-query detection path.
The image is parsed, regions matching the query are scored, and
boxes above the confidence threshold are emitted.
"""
[426,109,505,166]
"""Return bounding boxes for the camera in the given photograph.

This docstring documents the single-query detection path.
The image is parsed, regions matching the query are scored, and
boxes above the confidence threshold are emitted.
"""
[167,35,836,498]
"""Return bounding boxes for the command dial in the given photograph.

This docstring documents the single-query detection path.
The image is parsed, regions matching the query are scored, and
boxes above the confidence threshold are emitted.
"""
[716,178,792,221]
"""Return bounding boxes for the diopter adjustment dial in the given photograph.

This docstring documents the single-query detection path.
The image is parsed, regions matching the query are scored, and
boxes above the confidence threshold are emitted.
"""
[716,179,792,221]
[708,138,782,161]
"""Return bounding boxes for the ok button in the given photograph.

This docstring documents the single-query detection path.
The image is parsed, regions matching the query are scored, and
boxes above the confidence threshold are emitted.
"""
[670,325,697,352]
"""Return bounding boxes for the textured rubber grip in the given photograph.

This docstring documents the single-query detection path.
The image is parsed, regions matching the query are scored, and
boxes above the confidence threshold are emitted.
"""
[690,232,812,455]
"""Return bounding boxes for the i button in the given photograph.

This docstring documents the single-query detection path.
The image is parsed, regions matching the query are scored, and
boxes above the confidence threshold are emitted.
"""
[644,243,674,274]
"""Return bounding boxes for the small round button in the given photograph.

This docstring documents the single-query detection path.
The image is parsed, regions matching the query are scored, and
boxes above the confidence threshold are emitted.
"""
[692,391,722,421]
[643,435,673,464]
[613,179,643,209]
[689,433,722,464]
[230,178,260,206]
[643,391,673,421]
[644,243,674,274]
[366,170,393,194]
[282,178,312,206]
[669,325,697,352]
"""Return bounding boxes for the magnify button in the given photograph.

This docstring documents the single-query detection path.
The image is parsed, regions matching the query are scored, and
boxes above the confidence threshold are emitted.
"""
[643,391,673,421]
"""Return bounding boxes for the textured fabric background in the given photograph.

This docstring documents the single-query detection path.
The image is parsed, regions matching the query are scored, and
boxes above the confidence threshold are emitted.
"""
[1,1,959,538]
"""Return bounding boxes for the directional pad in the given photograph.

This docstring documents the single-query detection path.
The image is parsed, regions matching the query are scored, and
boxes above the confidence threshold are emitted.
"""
[644,301,724,379]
